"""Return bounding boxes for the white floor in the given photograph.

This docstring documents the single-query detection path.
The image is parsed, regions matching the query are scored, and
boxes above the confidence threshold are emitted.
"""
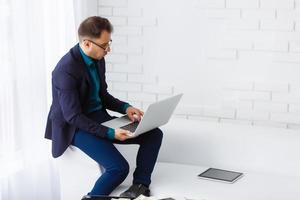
[59,161,300,200]
[112,162,300,200]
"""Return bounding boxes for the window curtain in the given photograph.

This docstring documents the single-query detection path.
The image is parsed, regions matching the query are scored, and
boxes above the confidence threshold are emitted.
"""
[0,0,79,199]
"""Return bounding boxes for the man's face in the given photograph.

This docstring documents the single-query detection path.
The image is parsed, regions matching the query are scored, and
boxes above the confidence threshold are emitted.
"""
[82,30,111,60]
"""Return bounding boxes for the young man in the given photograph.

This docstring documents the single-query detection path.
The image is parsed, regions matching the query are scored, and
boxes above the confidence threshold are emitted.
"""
[44,16,163,198]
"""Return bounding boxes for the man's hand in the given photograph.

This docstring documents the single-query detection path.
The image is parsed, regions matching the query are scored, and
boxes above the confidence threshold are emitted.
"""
[126,106,144,122]
[114,128,132,141]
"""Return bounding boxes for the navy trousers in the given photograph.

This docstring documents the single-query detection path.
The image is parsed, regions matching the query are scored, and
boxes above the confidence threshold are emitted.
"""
[71,110,163,195]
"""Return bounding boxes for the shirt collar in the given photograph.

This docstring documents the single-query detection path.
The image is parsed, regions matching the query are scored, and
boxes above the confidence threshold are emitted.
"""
[79,45,96,67]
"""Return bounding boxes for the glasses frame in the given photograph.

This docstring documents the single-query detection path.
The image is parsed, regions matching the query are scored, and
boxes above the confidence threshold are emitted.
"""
[84,39,112,51]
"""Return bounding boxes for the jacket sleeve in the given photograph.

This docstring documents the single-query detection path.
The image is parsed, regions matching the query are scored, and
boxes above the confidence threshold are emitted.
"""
[100,60,131,114]
[53,69,110,138]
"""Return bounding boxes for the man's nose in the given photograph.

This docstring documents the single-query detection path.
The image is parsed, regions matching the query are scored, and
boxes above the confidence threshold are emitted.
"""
[105,46,111,53]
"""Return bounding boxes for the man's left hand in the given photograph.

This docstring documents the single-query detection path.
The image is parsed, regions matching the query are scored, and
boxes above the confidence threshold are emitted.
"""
[126,106,144,122]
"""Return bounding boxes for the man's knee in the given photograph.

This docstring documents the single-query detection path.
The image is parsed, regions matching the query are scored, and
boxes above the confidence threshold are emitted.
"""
[106,159,130,179]
[141,128,163,146]
[118,160,130,178]
[151,128,164,141]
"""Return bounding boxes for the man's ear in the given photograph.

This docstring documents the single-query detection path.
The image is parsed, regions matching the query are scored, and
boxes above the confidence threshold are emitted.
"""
[83,40,90,48]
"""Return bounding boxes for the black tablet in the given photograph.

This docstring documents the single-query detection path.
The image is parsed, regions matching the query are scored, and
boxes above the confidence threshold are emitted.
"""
[198,168,243,183]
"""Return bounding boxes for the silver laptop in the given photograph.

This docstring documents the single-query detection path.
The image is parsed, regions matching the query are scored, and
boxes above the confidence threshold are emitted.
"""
[101,93,183,137]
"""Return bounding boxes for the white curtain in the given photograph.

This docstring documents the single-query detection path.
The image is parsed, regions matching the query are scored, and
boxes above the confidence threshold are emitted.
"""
[0,0,78,199]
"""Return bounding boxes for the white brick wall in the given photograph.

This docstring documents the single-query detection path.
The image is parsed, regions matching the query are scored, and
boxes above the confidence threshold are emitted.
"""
[237,110,269,121]
[98,0,300,130]
[128,92,156,102]
[289,40,300,52]
[113,8,142,17]
[114,82,142,92]
[128,74,157,83]
[254,82,289,92]
[289,104,300,113]
[226,0,259,9]
[98,0,127,7]
[260,20,294,31]
[260,0,295,9]
[242,10,275,19]
[113,64,143,73]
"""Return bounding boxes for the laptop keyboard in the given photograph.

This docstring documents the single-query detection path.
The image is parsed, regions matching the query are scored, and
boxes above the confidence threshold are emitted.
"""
[120,121,139,133]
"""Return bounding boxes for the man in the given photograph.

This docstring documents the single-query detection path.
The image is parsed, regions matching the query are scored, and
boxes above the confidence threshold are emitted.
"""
[44,16,163,198]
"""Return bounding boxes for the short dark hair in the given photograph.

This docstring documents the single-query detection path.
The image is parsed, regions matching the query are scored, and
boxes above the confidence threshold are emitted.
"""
[78,16,113,41]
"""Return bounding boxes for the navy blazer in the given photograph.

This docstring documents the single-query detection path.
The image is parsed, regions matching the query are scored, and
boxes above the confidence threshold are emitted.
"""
[44,44,128,158]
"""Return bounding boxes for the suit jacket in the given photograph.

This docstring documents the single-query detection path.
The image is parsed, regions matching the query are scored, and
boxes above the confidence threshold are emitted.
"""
[44,44,128,158]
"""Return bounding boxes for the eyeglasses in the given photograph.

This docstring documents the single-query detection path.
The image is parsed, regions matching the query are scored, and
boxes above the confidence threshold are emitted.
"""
[84,39,112,51]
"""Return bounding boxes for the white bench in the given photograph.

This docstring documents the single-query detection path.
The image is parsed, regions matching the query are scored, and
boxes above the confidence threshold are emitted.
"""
[56,118,300,200]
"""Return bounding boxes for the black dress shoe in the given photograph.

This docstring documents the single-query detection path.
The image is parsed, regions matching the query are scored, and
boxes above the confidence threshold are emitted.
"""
[120,184,150,198]
[82,194,125,200]
[81,195,92,200]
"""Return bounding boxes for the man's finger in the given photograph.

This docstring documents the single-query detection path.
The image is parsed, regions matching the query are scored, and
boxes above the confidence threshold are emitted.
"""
[132,114,140,121]
[121,133,131,140]
[131,116,135,122]
[126,132,133,138]
[128,114,135,122]
[120,129,129,134]
[135,111,143,121]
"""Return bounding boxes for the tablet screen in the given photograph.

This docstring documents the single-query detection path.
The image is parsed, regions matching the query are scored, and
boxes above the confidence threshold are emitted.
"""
[198,168,243,182]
